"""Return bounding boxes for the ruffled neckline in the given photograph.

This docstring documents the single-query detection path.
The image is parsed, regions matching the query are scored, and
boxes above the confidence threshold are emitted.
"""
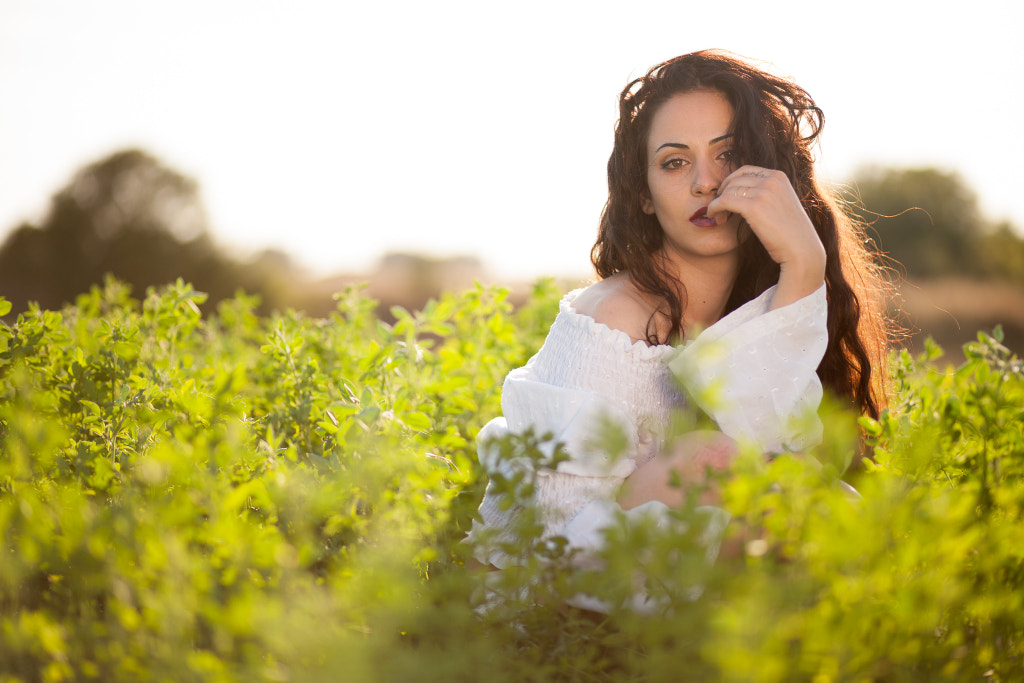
[558,281,802,359]
[559,289,677,361]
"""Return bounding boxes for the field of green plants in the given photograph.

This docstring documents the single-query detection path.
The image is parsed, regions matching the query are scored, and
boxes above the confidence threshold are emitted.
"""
[1,278,1022,682]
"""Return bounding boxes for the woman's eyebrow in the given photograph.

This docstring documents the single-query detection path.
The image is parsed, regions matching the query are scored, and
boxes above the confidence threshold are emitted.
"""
[654,134,733,153]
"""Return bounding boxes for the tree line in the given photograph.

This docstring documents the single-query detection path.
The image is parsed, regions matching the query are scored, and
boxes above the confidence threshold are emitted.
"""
[846,166,1024,283]
[1,148,1022,319]
[0,150,304,317]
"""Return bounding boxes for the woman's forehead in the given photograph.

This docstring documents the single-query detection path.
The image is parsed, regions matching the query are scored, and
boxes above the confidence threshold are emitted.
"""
[647,90,734,149]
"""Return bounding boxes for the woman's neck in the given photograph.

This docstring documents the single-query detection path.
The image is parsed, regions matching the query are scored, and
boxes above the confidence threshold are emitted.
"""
[657,249,738,338]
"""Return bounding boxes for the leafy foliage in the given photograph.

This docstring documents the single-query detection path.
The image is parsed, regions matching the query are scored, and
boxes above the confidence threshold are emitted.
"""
[0,279,1022,682]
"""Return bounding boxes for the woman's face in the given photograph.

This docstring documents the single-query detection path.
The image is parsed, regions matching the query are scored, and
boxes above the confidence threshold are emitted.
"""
[642,89,743,267]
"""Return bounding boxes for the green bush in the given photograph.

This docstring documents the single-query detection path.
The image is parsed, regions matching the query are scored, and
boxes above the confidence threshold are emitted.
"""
[0,278,1021,682]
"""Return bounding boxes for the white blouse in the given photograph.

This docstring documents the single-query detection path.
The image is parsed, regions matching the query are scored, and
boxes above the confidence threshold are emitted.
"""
[467,282,828,572]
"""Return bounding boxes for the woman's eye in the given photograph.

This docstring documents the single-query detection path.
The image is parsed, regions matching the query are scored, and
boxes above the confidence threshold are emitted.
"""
[719,149,736,164]
[661,158,685,170]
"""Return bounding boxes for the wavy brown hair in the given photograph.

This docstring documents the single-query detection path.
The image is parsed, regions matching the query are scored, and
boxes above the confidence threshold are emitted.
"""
[591,50,893,418]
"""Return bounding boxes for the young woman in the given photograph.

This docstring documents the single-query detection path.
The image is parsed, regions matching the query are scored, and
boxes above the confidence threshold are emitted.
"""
[467,50,891,580]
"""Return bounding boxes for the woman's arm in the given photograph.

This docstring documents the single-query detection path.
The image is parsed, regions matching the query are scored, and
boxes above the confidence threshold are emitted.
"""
[707,166,826,310]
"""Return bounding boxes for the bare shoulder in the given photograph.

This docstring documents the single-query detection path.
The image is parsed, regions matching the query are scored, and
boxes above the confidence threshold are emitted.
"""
[570,273,656,343]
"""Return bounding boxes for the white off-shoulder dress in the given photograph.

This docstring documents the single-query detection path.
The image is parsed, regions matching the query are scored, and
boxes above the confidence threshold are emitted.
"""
[467,283,828,573]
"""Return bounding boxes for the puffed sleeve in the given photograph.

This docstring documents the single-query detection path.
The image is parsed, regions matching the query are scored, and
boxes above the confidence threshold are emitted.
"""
[469,373,642,568]
[668,284,828,453]
[497,370,639,479]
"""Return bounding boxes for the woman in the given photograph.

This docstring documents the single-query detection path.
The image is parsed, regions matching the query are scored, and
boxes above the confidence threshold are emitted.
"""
[467,50,891,585]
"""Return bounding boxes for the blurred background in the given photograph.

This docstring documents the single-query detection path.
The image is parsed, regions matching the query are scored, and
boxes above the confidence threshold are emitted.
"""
[2,0,1022,361]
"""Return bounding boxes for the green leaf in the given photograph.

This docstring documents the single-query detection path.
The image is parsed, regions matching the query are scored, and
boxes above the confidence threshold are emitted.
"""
[401,411,432,431]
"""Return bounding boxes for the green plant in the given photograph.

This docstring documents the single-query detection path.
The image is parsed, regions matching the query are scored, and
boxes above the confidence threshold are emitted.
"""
[0,280,1021,682]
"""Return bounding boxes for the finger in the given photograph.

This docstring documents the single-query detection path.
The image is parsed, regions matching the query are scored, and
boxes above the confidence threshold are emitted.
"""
[719,167,777,198]
[722,165,771,185]
[713,167,780,214]
[715,179,753,206]
[707,184,756,219]
[706,197,728,220]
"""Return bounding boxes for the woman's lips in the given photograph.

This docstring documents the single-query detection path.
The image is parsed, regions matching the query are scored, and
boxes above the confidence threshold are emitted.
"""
[690,206,718,228]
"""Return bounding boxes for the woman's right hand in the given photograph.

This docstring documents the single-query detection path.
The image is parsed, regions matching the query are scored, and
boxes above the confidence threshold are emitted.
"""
[707,166,826,310]
[617,430,738,509]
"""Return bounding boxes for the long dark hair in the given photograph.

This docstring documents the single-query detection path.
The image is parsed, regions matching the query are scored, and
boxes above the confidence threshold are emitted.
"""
[591,49,892,418]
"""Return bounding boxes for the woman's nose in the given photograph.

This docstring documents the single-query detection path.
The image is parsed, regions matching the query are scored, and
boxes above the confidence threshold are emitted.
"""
[692,162,721,196]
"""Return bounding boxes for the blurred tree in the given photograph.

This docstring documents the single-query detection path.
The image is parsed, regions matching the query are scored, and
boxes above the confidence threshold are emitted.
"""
[0,149,301,315]
[977,220,1024,288]
[847,166,1024,361]
[847,166,986,278]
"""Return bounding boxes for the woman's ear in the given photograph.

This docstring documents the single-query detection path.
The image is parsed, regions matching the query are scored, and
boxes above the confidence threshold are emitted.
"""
[641,193,655,215]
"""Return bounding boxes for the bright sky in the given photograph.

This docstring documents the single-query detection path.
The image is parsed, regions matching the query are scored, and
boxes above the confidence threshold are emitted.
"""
[1,0,1021,281]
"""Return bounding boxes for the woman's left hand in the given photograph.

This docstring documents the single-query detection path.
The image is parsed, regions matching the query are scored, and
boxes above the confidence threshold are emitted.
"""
[618,430,738,510]
[707,165,826,309]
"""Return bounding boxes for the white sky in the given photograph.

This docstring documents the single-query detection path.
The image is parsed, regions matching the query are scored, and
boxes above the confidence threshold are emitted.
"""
[1,0,1021,281]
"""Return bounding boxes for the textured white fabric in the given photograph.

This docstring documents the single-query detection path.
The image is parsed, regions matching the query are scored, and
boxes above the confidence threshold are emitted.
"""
[669,282,828,453]
[467,283,828,570]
